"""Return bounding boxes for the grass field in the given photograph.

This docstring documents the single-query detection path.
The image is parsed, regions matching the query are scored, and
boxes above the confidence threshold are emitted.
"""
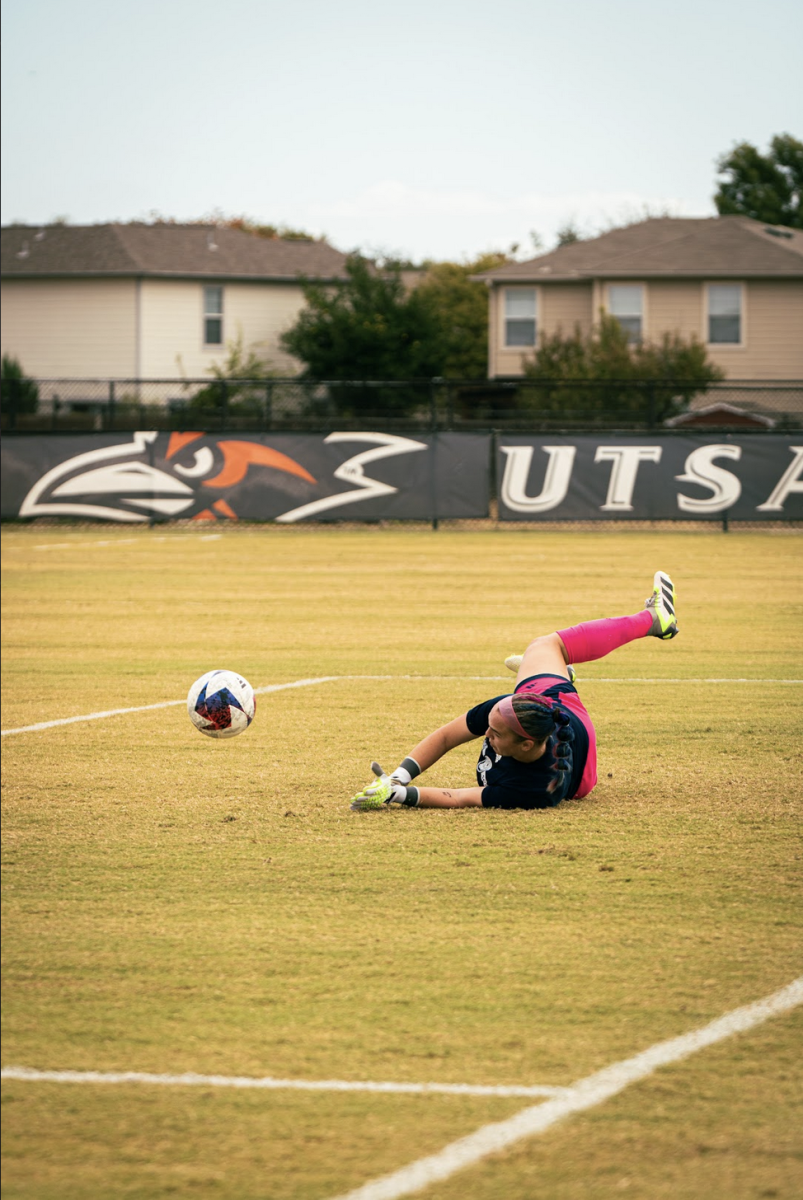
[1,523,802,1200]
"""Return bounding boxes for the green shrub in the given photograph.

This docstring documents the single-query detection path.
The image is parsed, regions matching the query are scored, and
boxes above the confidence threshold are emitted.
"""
[1,355,39,414]
[521,312,725,422]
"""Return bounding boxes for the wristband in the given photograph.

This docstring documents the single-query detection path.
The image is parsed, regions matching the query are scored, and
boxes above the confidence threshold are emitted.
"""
[393,756,421,785]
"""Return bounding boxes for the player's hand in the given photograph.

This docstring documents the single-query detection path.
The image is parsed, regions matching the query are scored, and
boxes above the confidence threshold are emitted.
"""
[350,762,404,810]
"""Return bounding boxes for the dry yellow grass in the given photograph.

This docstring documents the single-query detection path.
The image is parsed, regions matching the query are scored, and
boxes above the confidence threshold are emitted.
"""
[2,524,802,1199]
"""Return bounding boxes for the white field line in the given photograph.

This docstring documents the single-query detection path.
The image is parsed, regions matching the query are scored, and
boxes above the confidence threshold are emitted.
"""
[0,677,340,737]
[2,980,800,1200]
[2,675,801,737]
[330,976,803,1200]
[572,678,803,684]
[0,1068,565,1100]
[3,536,223,550]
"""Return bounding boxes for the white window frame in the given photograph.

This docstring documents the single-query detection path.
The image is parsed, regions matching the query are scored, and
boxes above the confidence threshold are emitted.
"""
[203,284,224,347]
[606,283,645,344]
[705,282,744,348]
[502,287,537,349]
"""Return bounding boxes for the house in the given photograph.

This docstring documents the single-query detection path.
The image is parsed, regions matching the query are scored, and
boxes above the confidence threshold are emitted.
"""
[0,222,349,389]
[476,217,803,385]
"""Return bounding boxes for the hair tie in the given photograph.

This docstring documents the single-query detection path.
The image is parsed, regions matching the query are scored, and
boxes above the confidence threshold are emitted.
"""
[553,707,570,729]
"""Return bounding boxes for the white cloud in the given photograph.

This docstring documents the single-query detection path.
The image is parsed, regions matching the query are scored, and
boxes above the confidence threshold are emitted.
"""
[305,181,711,261]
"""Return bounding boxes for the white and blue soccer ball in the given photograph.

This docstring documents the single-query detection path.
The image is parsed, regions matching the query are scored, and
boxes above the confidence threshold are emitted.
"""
[187,669,256,739]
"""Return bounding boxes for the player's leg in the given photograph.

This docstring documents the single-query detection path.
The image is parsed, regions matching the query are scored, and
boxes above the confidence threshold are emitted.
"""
[512,632,571,687]
[507,571,677,680]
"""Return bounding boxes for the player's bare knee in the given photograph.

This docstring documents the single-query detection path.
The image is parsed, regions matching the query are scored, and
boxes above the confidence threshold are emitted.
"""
[525,632,566,661]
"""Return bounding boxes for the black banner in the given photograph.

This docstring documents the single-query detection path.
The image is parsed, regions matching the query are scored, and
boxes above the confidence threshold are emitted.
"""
[2,432,801,522]
[497,436,803,521]
[0,431,489,523]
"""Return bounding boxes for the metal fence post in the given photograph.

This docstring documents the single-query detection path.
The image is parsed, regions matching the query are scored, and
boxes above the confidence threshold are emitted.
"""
[147,434,156,527]
[430,378,441,433]
[7,378,19,430]
[647,383,657,430]
[264,381,273,431]
[219,380,229,429]
[108,380,116,431]
[430,378,442,530]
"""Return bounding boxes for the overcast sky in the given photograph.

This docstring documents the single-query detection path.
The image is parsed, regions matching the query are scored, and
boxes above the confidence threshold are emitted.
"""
[2,0,801,263]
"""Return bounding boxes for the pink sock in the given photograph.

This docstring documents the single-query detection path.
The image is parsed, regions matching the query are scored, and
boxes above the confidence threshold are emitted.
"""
[558,611,652,664]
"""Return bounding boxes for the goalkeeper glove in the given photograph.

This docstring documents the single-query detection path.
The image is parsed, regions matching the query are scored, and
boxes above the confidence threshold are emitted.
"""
[350,762,419,810]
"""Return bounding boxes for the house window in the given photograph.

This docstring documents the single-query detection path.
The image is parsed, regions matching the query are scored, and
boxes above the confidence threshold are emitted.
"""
[504,289,537,347]
[203,285,223,345]
[707,284,742,344]
[608,285,643,343]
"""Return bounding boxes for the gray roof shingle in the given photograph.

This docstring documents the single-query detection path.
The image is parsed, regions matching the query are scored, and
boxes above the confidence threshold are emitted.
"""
[1,222,350,281]
[476,217,803,282]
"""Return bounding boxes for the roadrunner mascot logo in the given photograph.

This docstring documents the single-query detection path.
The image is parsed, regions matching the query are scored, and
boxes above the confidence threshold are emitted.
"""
[18,431,316,523]
[18,430,427,522]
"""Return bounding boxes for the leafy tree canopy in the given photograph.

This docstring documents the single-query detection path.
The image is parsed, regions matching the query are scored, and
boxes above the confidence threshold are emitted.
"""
[137,210,324,242]
[714,133,802,229]
[281,254,445,382]
[279,254,455,415]
[185,333,278,416]
[521,313,724,422]
[1,354,39,414]
[415,252,509,378]
[554,221,583,247]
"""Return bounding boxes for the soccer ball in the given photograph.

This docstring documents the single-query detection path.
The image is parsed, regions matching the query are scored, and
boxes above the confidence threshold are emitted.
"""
[187,669,256,739]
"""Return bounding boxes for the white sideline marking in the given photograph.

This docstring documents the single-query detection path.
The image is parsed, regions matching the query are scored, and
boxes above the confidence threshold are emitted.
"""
[2,981,800,1200]
[3,536,223,550]
[0,1068,565,1100]
[330,977,803,1200]
[576,678,803,684]
[2,675,801,737]
[0,678,339,737]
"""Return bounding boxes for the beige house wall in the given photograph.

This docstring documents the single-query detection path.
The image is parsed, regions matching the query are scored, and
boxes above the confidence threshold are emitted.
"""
[0,278,137,376]
[706,280,803,378]
[0,276,308,384]
[639,280,702,343]
[490,282,596,375]
[139,279,306,378]
[488,278,803,379]
[542,283,594,339]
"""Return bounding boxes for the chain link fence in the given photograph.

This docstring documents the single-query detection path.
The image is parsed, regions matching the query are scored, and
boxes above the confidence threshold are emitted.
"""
[2,376,802,434]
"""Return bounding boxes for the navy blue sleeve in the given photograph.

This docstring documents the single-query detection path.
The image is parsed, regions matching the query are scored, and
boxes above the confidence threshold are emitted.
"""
[480,782,565,810]
[466,696,508,737]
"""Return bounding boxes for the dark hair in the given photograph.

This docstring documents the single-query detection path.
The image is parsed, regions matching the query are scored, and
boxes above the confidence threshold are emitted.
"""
[510,695,560,742]
[511,694,574,798]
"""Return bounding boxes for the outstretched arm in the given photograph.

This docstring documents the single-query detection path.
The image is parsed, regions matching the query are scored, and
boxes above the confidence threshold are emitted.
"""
[351,716,484,810]
[402,717,484,807]
[403,715,478,774]
[415,786,484,808]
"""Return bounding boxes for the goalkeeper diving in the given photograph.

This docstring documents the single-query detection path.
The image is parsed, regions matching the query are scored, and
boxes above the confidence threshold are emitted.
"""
[350,571,678,812]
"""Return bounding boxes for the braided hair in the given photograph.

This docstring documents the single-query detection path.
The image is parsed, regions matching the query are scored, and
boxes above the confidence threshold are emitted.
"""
[510,694,575,798]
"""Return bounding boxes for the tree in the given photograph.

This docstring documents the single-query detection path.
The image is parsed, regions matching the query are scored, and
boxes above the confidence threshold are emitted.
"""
[184,333,278,418]
[280,255,445,416]
[1,354,39,415]
[415,252,509,378]
[714,133,802,229]
[520,313,724,423]
[139,210,325,242]
[554,221,583,247]
[218,214,323,242]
